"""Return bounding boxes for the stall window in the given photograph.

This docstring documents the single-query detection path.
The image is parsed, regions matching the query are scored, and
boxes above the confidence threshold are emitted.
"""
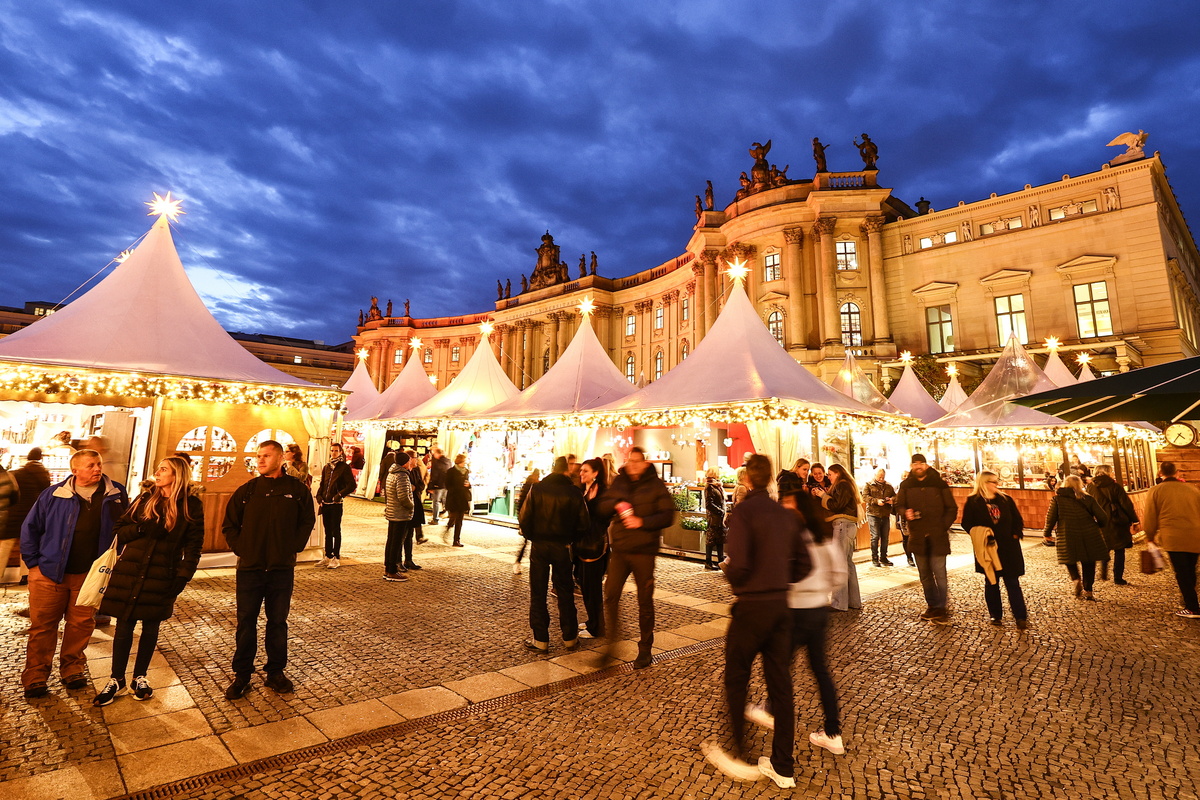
[767,311,784,346]
[654,306,664,330]
[840,303,863,346]
[244,429,297,475]
[927,304,955,353]
[836,241,858,270]
[764,252,782,281]
[176,426,239,482]
[1074,281,1113,337]
[654,350,664,380]
[625,355,636,383]
[994,294,1028,345]
[626,314,636,336]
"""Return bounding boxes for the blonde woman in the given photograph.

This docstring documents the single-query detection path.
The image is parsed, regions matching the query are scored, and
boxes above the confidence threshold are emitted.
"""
[815,464,861,611]
[731,467,750,509]
[961,471,1028,628]
[1043,474,1109,600]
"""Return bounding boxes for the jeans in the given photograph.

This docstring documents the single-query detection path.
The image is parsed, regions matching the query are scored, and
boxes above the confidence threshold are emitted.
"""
[830,519,861,611]
[111,619,161,679]
[867,515,891,563]
[577,551,608,636]
[320,503,343,558]
[23,570,93,687]
[385,521,409,573]
[232,569,295,677]
[983,575,1028,621]
[1066,561,1096,592]
[725,598,795,777]
[1167,550,1200,613]
[913,552,948,613]
[528,541,579,642]
[605,550,657,655]
[430,488,447,522]
[791,606,839,736]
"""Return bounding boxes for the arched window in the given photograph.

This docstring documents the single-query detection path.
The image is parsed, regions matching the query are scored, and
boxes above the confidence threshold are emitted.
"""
[654,350,664,380]
[681,340,690,360]
[176,426,239,482]
[767,311,784,346]
[840,302,863,346]
[245,429,297,476]
[625,355,636,383]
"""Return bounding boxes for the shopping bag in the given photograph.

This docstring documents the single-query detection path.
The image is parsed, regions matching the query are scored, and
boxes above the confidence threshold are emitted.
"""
[1140,542,1166,575]
[76,538,119,608]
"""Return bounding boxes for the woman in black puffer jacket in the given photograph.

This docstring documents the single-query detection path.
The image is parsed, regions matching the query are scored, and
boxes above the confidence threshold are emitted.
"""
[1043,475,1109,601]
[95,456,204,706]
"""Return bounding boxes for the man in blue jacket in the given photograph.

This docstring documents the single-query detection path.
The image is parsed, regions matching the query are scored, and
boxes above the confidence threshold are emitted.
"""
[20,449,128,699]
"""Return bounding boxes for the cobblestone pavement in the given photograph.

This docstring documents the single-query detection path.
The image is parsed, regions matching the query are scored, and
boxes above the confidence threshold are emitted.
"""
[4,498,1200,798]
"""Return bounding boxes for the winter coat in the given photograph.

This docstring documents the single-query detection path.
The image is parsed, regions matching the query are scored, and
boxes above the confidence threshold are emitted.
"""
[21,476,130,584]
[409,464,427,525]
[383,464,414,522]
[4,460,51,540]
[1086,473,1138,550]
[894,468,957,557]
[222,474,315,571]
[788,533,846,609]
[579,485,613,560]
[1141,478,1200,553]
[518,472,589,545]
[0,467,16,540]
[863,479,896,519]
[444,465,472,514]
[100,494,205,622]
[776,469,804,497]
[316,458,356,505]
[515,474,538,516]
[821,479,860,523]
[705,478,726,548]
[961,493,1025,578]
[724,489,811,602]
[597,464,677,555]
[1043,488,1109,564]
[428,455,452,490]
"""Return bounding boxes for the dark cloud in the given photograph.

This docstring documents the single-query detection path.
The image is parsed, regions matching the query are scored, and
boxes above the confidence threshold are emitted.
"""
[1,0,1198,343]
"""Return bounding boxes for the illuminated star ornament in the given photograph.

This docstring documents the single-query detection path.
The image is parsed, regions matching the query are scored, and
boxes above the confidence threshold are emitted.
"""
[1077,352,1092,365]
[410,337,423,352]
[1044,336,1061,351]
[946,362,958,376]
[145,191,185,222]
[115,249,133,264]
[480,321,495,337]
[724,258,750,283]
[357,348,369,361]
[899,351,914,364]
[578,296,595,317]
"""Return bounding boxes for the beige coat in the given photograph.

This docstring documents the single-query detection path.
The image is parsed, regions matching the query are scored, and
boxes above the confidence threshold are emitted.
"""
[1142,479,1200,553]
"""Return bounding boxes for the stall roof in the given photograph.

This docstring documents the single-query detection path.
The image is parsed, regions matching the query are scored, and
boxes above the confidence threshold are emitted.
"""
[0,216,314,387]
[1042,350,1077,387]
[939,373,969,411]
[929,336,1064,428]
[402,338,518,420]
[480,315,634,417]
[341,359,380,416]
[347,350,437,421]
[887,363,945,423]
[830,352,899,413]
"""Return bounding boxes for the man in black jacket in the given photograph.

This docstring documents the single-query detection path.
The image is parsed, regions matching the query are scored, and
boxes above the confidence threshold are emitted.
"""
[894,454,958,623]
[222,440,315,699]
[427,447,452,524]
[519,457,589,653]
[315,443,356,569]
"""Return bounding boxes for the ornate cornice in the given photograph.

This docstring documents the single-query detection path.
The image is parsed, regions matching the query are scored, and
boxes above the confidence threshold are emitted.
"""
[685,280,696,295]
[432,338,450,347]
[724,242,757,261]
[662,289,680,305]
[813,217,837,238]
[783,227,804,245]
[860,216,886,235]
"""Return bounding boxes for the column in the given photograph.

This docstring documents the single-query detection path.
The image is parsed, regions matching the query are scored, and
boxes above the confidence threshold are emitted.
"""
[862,216,891,342]
[547,314,561,364]
[663,290,679,368]
[784,227,805,348]
[703,251,719,334]
[813,217,840,346]
[692,261,708,341]
[528,321,543,382]
[368,345,386,390]
[517,320,531,389]
[558,312,572,355]
[504,324,519,383]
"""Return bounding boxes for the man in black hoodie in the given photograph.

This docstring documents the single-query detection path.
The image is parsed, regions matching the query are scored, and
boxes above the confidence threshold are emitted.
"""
[894,454,958,623]
[519,457,589,653]
[222,440,315,699]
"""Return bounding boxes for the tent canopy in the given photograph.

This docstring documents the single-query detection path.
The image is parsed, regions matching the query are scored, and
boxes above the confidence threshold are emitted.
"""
[1042,350,1077,387]
[939,372,969,411]
[348,350,437,422]
[830,352,899,413]
[341,359,380,417]
[930,336,1064,428]
[403,338,518,420]
[887,363,945,424]
[1014,355,1200,423]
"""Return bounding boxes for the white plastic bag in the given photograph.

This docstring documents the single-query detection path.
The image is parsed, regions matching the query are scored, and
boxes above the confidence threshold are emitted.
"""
[76,538,119,608]
[1141,542,1166,575]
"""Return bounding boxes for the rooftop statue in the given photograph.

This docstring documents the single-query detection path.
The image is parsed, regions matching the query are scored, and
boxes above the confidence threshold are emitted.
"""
[812,138,828,172]
[749,139,772,187]
[530,231,570,290]
[385,299,392,317]
[704,180,714,210]
[505,279,511,298]
[497,280,504,300]
[579,254,587,278]
[854,133,878,170]
[1106,130,1148,165]
[590,251,597,275]
[695,195,703,221]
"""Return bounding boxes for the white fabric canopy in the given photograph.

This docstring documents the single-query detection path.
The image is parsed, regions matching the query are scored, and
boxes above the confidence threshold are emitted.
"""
[830,352,899,413]
[341,360,380,416]
[0,216,313,386]
[348,352,437,422]
[1076,362,1096,382]
[1042,350,1077,387]
[404,339,519,420]
[887,364,945,423]
[938,373,969,411]
[929,337,1065,428]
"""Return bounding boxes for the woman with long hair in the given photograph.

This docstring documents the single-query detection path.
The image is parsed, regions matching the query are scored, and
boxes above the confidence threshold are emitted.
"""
[576,458,611,638]
[962,471,1028,628]
[1086,464,1138,585]
[1043,474,1109,601]
[283,444,311,489]
[94,456,204,706]
[443,453,471,547]
[731,467,750,509]
[405,451,427,565]
[815,464,861,611]
[703,467,727,570]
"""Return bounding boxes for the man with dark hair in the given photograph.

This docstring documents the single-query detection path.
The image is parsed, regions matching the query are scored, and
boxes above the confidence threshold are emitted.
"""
[519,456,590,652]
[895,454,958,623]
[3,449,51,587]
[1143,461,1200,619]
[20,449,128,699]
[599,446,677,669]
[315,443,356,569]
[223,440,315,699]
[427,447,451,524]
[704,454,810,787]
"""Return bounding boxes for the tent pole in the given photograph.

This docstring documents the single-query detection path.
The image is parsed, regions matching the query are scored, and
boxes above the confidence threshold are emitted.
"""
[144,396,165,478]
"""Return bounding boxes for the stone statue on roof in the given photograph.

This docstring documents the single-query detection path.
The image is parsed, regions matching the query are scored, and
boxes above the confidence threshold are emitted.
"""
[385,299,392,317]
[749,140,772,186]
[1106,130,1148,165]
[497,280,504,300]
[505,279,511,298]
[367,296,382,321]
[529,232,570,290]
[521,274,528,293]
[812,137,828,172]
[704,180,714,210]
[695,195,703,221]
[590,251,597,275]
[404,299,410,317]
[854,133,878,170]
[579,254,587,278]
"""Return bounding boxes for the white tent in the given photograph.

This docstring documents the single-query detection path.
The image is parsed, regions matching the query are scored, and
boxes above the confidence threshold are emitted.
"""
[0,215,314,387]
[929,336,1065,428]
[341,359,380,417]
[830,352,899,413]
[887,363,945,424]
[347,350,436,422]
[1076,362,1096,382]
[939,371,969,411]
[1042,349,1077,387]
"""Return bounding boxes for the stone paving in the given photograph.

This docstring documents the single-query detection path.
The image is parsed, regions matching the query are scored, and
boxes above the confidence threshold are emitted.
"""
[3,498,1200,798]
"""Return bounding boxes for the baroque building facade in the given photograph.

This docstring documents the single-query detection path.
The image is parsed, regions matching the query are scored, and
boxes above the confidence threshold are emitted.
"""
[354,139,1200,395]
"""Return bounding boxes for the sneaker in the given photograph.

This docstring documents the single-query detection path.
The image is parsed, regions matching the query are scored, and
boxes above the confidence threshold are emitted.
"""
[1176,610,1200,619]
[906,558,916,567]
[1083,591,1097,602]
[744,703,775,731]
[700,742,762,782]
[871,561,881,568]
[512,562,522,575]
[315,558,330,568]
[524,639,549,653]
[264,672,294,694]
[328,558,340,569]
[63,674,89,690]
[224,675,251,700]
[131,675,153,701]
[758,757,797,789]
[918,609,938,621]
[809,729,845,755]
[403,562,422,571]
[384,572,408,582]
[93,678,126,706]
[880,559,894,567]
[578,630,596,640]
[452,542,464,548]
[24,682,49,699]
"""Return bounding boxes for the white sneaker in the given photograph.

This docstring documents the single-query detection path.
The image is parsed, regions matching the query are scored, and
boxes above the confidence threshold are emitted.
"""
[512,562,522,575]
[744,703,775,731]
[758,757,796,789]
[328,558,340,569]
[809,730,845,754]
[315,558,329,568]
[700,741,763,782]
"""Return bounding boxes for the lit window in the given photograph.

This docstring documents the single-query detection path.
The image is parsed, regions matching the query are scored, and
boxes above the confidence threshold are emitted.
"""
[994,294,1028,345]
[919,237,933,249]
[423,348,432,364]
[625,355,636,383]
[767,311,784,346]
[1049,200,1099,221]
[451,346,460,363]
[835,242,857,270]
[943,230,958,244]
[926,305,954,353]
[839,303,863,346]
[393,349,403,365]
[1074,282,1113,337]
[626,314,636,336]
[764,252,782,281]
[655,306,664,330]
[681,341,689,359]
[681,296,690,321]
[654,350,664,379]
[293,355,302,364]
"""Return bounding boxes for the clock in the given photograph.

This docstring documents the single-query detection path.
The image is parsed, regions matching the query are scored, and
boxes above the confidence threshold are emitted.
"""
[1165,422,1197,447]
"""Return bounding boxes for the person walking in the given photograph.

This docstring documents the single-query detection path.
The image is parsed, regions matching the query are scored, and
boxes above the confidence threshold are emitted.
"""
[3,449,51,586]
[702,454,810,788]
[222,440,316,700]
[512,467,541,574]
[382,452,414,582]
[315,443,356,569]
[863,468,896,567]
[895,454,958,623]
[704,468,727,570]
[1087,465,1138,585]
[93,456,204,705]
[519,457,590,653]
[814,464,862,611]
[427,447,451,524]
[599,447,676,669]
[1043,475,1109,602]
[20,449,129,699]
[407,451,429,553]
[443,453,471,547]
[961,471,1028,629]
[576,458,611,639]
[1141,461,1200,618]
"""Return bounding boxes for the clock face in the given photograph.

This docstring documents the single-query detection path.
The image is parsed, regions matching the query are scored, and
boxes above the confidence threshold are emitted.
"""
[1165,423,1197,447]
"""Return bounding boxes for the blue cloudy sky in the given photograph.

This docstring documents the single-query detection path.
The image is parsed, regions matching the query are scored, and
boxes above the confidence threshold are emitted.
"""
[2,1,1198,344]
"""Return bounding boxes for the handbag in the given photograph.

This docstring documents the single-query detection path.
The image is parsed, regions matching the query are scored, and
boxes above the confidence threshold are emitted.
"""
[76,537,119,608]
[1141,542,1166,575]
